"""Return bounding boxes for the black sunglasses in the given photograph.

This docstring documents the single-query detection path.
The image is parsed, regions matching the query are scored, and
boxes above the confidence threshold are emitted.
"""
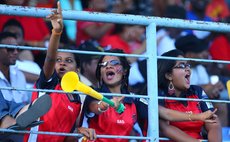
[173,63,191,69]
[99,60,121,68]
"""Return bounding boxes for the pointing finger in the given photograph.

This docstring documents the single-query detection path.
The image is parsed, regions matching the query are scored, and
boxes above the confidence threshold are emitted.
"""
[57,1,62,15]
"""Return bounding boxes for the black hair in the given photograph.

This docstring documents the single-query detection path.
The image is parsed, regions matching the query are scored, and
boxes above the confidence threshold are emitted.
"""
[112,24,136,35]
[78,40,104,74]
[164,5,186,19]
[58,45,81,69]
[157,49,184,91]
[0,32,17,43]
[95,49,130,90]
[2,19,24,38]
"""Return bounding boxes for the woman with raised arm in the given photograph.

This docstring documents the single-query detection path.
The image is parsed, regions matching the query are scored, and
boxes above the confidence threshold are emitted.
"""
[24,2,96,142]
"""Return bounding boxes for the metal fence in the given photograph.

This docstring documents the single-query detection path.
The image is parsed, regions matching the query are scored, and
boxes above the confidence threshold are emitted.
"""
[0,4,230,142]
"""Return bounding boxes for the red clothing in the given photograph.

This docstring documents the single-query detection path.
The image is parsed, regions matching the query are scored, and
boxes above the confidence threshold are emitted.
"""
[82,85,141,142]
[165,95,204,139]
[24,85,81,142]
[0,15,49,42]
[209,35,230,60]
[85,103,137,142]
[159,85,213,141]
[100,35,131,54]
[76,9,113,46]
[206,0,229,21]
[209,35,230,70]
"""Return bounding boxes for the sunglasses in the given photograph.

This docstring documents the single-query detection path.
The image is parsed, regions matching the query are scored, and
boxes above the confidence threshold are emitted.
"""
[99,60,121,68]
[173,63,191,69]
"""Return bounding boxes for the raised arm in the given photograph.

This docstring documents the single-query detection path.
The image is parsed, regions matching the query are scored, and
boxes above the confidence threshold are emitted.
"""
[43,1,63,80]
[159,106,217,122]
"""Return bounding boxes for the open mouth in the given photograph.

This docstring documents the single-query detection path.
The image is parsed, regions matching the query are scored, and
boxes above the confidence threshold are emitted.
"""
[59,67,66,73]
[185,74,190,84]
[106,71,115,80]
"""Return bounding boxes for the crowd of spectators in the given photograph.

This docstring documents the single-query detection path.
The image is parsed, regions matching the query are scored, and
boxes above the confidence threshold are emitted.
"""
[0,0,230,141]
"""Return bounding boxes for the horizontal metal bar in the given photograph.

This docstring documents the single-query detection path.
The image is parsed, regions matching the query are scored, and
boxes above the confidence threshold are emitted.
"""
[158,96,230,104]
[0,87,229,103]
[159,137,207,142]
[158,56,230,64]
[0,4,230,32]
[0,129,207,141]
[0,87,149,99]
[1,44,230,64]
[0,129,150,140]
[0,44,148,58]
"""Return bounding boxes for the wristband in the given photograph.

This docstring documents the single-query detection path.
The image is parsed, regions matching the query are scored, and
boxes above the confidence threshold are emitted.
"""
[98,101,108,112]
[52,29,62,36]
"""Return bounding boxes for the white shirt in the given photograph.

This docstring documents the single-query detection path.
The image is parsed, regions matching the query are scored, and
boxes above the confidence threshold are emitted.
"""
[190,65,209,85]
[157,29,176,56]
[0,65,28,103]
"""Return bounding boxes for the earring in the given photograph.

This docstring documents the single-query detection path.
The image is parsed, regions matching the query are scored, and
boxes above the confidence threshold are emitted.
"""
[168,81,175,95]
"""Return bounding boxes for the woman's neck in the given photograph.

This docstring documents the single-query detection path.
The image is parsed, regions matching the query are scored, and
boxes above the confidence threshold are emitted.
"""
[108,84,122,94]
[174,89,181,97]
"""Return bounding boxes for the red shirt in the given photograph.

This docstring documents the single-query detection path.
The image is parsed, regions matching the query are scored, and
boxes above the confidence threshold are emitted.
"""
[90,104,137,142]
[76,9,113,46]
[209,35,230,70]
[165,95,204,139]
[159,85,213,141]
[100,35,131,54]
[24,71,81,142]
[0,15,49,42]
[82,85,141,142]
[210,35,230,60]
[206,0,229,21]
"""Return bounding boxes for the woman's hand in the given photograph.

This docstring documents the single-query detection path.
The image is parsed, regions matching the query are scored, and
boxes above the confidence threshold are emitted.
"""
[198,108,217,122]
[46,1,63,33]
[77,127,97,141]
[112,96,125,110]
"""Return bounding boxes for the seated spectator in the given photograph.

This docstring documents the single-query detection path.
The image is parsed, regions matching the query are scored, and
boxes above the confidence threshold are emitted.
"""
[157,4,186,56]
[100,24,145,54]
[186,0,212,39]
[209,16,230,77]
[2,19,34,61]
[175,34,229,126]
[77,40,104,116]
[78,40,104,88]
[205,0,229,21]
[76,0,115,46]
[2,19,41,90]
[0,32,30,103]
[0,0,50,69]
[81,49,143,142]
[24,2,96,142]
[158,49,222,141]
[0,90,51,141]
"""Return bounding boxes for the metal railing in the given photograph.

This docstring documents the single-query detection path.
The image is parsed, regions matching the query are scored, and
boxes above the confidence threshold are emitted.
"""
[0,4,230,142]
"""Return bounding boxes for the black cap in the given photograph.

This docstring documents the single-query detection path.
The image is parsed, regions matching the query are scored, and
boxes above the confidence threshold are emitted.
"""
[78,40,104,52]
[77,40,104,62]
[175,34,208,53]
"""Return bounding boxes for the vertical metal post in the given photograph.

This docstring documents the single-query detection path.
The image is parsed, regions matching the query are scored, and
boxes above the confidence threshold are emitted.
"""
[146,23,159,142]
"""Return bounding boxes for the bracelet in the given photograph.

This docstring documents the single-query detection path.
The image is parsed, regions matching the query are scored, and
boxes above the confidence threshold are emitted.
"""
[52,29,62,36]
[98,101,108,112]
[188,112,193,121]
